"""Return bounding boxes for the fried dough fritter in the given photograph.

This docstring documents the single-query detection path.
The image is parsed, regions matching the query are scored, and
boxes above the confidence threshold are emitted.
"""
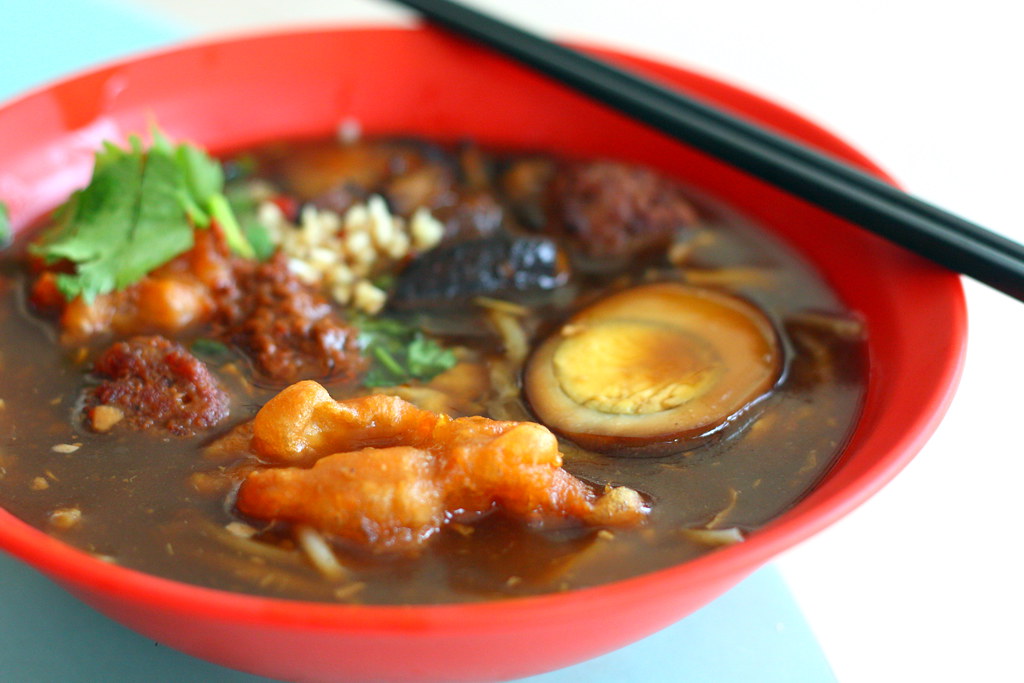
[233,381,647,553]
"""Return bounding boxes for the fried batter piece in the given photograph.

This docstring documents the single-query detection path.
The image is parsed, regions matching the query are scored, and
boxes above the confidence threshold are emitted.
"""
[32,226,365,385]
[32,228,231,344]
[234,381,647,553]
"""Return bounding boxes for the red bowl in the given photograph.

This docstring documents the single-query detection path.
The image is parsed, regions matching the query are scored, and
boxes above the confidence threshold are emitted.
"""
[0,27,965,683]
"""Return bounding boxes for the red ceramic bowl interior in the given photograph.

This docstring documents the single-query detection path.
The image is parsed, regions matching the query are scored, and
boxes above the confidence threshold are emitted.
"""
[0,27,965,683]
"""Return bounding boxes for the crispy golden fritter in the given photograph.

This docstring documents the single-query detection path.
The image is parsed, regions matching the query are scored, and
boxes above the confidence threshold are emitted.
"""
[233,381,646,552]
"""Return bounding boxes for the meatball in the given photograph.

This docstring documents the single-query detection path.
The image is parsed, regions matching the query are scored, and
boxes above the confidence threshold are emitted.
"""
[551,161,698,260]
[85,335,229,436]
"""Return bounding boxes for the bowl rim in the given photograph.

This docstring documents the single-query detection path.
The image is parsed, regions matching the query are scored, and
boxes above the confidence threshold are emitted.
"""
[0,24,967,631]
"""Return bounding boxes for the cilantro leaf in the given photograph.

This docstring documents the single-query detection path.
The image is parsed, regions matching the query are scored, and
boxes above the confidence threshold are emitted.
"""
[241,219,276,262]
[189,337,234,364]
[208,194,255,259]
[356,315,457,387]
[175,140,224,208]
[407,335,456,377]
[30,129,255,302]
[0,201,12,249]
[225,183,275,261]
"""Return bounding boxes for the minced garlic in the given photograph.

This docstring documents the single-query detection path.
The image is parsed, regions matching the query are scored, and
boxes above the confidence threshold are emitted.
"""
[48,507,83,530]
[262,194,444,313]
[90,405,124,432]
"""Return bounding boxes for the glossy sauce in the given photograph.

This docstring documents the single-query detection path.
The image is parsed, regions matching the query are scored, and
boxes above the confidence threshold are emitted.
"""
[0,139,865,604]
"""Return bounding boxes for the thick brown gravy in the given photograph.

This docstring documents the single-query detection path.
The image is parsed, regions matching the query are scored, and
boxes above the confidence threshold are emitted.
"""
[0,137,865,604]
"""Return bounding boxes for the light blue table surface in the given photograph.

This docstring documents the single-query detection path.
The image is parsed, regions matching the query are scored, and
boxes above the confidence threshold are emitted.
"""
[1,1,835,680]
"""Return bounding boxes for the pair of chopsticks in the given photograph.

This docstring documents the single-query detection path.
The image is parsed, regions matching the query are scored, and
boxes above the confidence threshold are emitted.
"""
[391,0,1024,302]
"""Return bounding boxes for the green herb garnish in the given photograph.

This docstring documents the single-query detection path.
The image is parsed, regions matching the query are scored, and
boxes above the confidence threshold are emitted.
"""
[0,201,11,249]
[225,183,275,262]
[189,337,234,364]
[356,315,457,387]
[30,128,255,302]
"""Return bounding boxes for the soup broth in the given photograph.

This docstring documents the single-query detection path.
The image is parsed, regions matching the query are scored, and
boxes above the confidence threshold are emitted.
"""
[0,136,865,604]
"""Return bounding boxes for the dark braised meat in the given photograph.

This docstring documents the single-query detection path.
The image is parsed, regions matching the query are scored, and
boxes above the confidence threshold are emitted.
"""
[383,163,455,216]
[213,254,366,384]
[278,140,458,219]
[431,143,505,242]
[85,335,229,436]
[388,234,570,310]
[500,159,698,261]
[278,141,398,203]
[433,191,505,243]
[288,139,508,245]
[550,161,698,260]
[500,157,557,231]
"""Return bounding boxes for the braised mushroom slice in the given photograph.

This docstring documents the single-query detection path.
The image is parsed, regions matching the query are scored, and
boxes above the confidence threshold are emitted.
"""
[524,282,782,456]
[388,234,571,310]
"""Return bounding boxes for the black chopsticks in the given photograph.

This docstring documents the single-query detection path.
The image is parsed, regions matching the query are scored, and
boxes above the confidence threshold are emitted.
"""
[390,0,1024,301]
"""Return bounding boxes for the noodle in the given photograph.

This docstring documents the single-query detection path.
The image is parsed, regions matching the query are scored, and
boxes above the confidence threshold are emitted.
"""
[295,524,348,580]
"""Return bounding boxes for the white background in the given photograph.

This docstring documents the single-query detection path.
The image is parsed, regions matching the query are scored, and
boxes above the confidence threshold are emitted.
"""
[130,1,1024,680]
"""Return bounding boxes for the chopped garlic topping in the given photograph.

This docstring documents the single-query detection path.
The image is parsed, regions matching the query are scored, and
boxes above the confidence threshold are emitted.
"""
[91,405,124,432]
[353,280,387,315]
[225,521,258,539]
[264,195,444,313]
[410,207,444,251]
[49,507,83,530]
